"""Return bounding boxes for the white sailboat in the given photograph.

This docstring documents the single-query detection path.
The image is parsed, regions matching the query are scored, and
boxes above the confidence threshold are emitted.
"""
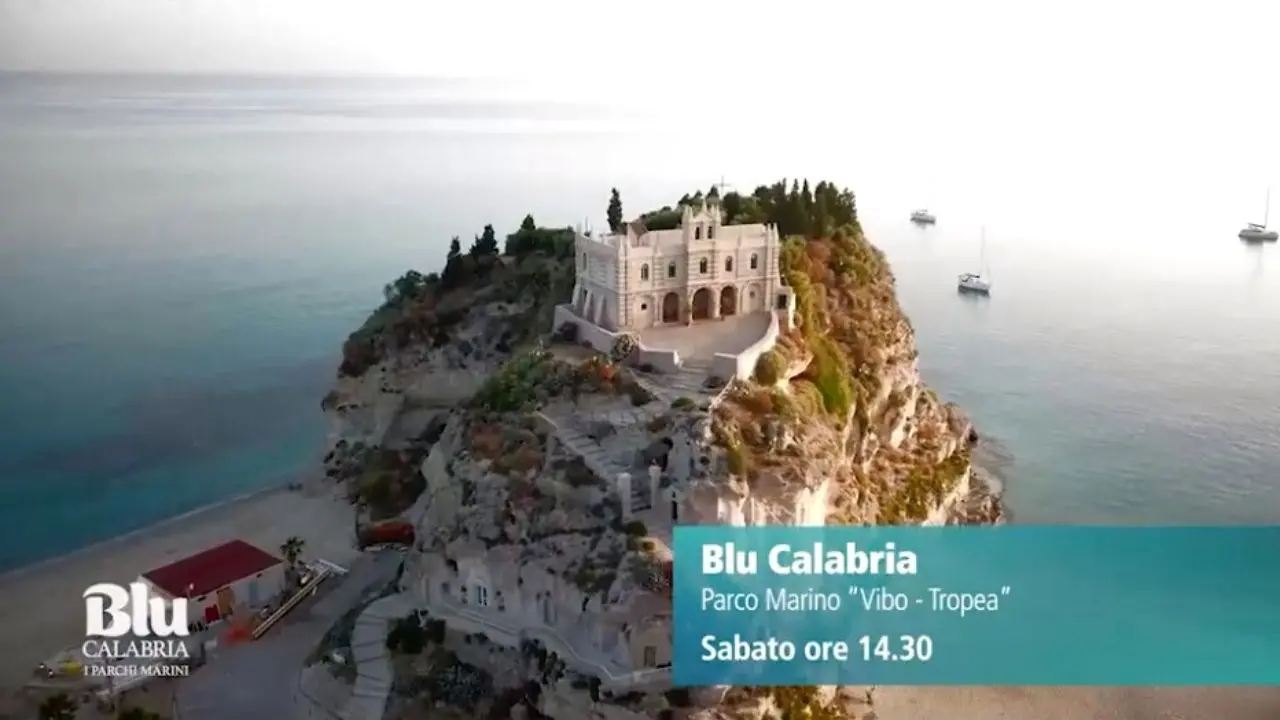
[1239,188,1279,242]
[910,208,937,225]
[958,228,992,295]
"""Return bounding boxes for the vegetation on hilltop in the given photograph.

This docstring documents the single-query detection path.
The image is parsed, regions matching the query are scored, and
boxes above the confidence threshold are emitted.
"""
[628,179,970,525]
[634,179,857,234]
[337,214,575,377]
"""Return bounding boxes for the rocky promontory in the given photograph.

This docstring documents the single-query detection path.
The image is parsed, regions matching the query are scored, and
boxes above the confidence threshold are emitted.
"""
[315,182,1002,720]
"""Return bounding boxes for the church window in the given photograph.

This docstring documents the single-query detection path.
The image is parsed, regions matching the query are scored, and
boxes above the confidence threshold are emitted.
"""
[725,257,733,272]
[699,258,708,274]
[695,225,702,240]
[667,262,677,279]
[750,253,759,270]
[640,264,649,281]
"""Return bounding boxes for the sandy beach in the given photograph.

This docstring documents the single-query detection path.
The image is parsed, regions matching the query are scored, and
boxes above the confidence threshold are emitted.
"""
[0,481,359,692]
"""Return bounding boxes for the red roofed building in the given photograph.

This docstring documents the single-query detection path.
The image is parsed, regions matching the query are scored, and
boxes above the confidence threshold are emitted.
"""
[139,540,284,624]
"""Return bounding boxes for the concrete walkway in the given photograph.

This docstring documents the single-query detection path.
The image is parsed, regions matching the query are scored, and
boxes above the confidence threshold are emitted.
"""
[173,550,403,720]
[341,592,414,720]
[638,314,769,361]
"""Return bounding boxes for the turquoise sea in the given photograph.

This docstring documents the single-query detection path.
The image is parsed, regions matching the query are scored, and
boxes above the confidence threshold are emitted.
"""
[1,73,1278,572]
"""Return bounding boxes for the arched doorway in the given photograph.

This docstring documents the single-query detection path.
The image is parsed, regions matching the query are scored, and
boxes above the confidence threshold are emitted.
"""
[661,292,680,323]
[719,286,737,317]
[691,288,712,320]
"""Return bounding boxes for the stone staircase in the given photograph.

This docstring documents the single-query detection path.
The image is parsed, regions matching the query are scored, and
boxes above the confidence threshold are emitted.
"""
[341,593,415,720]
[296,665,350,719]
[549,423,626,481]
[631,481,652,512]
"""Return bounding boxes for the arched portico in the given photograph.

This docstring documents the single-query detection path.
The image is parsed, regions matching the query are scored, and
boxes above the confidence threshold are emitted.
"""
[661,292,680,323]
[691,288,712,320]
[719,286,737,317]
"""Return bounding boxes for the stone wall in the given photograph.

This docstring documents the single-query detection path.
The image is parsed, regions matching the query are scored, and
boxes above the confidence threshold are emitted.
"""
[554,304,791,382]
[553,304,680,372]
[709,309,781,382]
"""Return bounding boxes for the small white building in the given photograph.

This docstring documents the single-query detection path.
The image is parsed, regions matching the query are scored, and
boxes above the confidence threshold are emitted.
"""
[572,200,786,331]
[138,539,284,627]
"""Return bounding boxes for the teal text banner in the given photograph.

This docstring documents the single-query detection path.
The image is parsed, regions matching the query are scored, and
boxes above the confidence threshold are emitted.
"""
[671,526,1280,686]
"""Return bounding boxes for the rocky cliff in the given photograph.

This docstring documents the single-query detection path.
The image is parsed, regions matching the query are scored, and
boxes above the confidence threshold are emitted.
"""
[710,227,1001,528]
[320,246,574,519]
[317,185,1001,719]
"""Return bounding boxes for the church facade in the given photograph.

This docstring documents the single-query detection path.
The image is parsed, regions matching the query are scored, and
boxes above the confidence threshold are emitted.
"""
[571,201,785,331]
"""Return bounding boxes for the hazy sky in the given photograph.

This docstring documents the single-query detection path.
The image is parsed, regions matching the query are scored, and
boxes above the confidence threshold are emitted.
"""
[1,0,1277,179]
[2,1,1276,95]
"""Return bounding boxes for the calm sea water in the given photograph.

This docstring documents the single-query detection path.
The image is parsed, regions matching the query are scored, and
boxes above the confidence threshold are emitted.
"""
[1,73,1278,571]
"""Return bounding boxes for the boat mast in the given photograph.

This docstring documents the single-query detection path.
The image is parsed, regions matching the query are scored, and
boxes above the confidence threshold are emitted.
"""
[1265,187,1271,228]
[980,227,990,277]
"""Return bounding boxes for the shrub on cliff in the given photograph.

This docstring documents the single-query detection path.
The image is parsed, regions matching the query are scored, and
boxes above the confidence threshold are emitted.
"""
[770,686,842,720]
[470,349,553,413]
[350,449,427,519]
[878,446,970,524]
[753,348,785,385]
[782,237,855,419]
[386,615,427,654]
[611,333,639,363]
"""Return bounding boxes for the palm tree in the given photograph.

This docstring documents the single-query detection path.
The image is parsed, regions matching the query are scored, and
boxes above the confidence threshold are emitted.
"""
[38,692,77,720]
[280,536,305,588]
[280,536,305,565]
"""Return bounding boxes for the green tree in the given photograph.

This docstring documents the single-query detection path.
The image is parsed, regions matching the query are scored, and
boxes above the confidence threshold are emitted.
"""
[38,693,76,720]
[607,188,623,232]
[506,224,574,258]
[382,270,429,305]
[470,224,499,257]
[641,206,683,231]
[519,214,537,232]
[441,236,471,289]
[721,191,743,223]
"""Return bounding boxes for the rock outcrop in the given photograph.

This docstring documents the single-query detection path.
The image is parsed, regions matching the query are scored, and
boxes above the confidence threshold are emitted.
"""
[318,183,1002,720]
[321,250,574,518]
[708,226,995,528]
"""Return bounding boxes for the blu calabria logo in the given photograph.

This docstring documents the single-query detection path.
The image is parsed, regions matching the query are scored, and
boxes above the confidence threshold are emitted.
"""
[82,582,192,665]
